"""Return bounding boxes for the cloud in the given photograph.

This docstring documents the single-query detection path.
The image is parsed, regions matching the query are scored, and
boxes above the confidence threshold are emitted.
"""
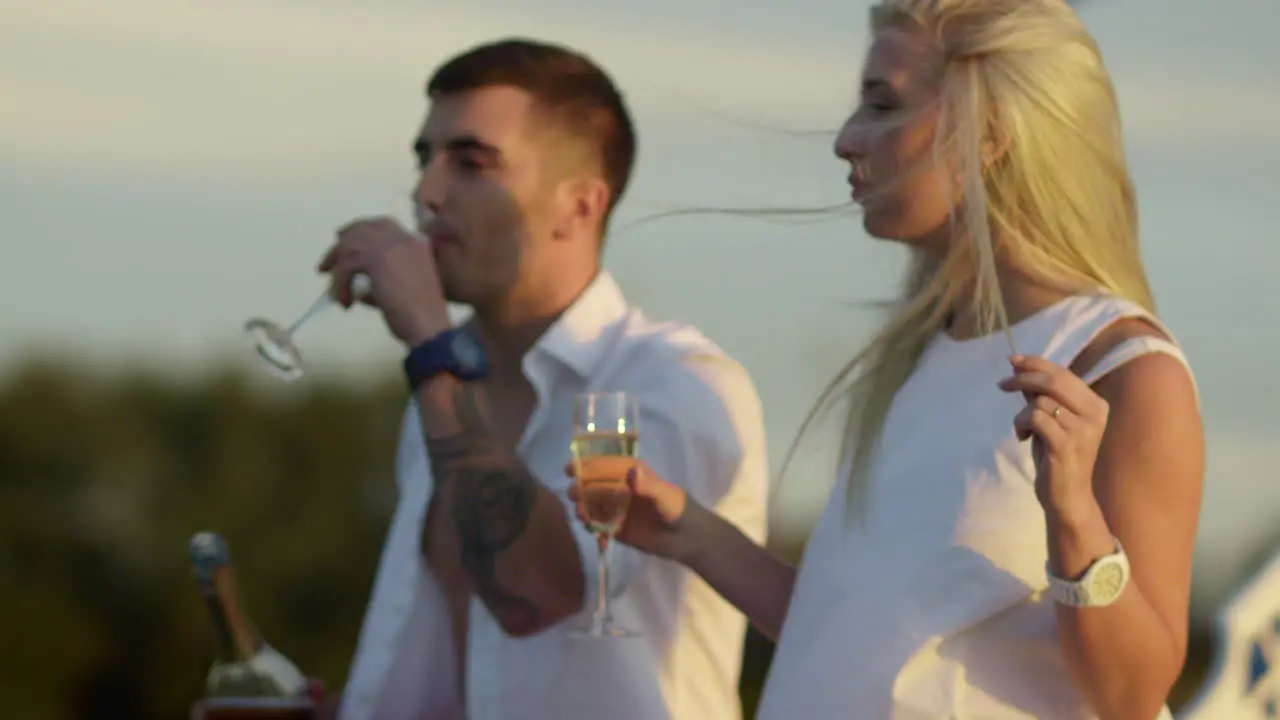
[0,0,854,181]
[1,0,1276,182]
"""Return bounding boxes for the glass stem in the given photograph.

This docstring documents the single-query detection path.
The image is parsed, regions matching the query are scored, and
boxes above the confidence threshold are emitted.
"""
[595,533,610,629]
[287,290,334,336]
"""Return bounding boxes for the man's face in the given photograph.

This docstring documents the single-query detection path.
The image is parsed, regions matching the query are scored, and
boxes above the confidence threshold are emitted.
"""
[412,85,562,307]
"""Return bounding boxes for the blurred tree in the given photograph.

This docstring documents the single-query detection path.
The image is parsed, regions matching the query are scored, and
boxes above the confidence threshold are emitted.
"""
[0,361,401,719]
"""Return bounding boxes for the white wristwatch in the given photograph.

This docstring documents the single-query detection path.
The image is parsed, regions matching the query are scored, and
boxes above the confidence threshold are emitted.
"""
[1046,536,1130,607]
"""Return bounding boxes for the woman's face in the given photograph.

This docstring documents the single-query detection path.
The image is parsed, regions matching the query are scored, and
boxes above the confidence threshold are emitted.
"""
[835,25,958,252]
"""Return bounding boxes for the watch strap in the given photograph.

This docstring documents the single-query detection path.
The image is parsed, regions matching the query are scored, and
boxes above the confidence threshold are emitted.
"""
[402,327,488,390]
[1045,536,1128,607]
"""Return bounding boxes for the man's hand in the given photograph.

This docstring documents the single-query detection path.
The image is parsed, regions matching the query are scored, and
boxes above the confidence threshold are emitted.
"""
[317,216,451,346]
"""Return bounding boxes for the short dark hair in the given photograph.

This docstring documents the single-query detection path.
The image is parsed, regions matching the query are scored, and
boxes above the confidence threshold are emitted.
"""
[427,38,637,233]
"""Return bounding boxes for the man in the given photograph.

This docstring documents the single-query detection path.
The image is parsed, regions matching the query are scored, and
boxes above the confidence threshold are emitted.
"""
[319,38,769,720]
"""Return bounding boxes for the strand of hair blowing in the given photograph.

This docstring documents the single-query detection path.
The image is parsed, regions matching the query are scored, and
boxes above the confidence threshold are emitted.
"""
[787,0,1153,525]
[610,0,1152,529]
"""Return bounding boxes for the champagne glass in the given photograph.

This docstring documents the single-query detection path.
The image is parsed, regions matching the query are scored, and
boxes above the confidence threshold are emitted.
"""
[243,274,372,382]
[569,391,640,638]
[242,195,432,382]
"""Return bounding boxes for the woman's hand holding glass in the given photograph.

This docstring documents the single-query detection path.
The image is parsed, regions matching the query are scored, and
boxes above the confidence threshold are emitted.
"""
[565,457,699,565]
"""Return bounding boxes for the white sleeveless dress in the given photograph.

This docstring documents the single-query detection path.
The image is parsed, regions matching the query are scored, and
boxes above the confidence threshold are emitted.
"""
[756,294,1194,719]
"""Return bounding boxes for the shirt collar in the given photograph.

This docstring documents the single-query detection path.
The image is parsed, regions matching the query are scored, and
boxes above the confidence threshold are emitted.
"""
[530,270,628,378]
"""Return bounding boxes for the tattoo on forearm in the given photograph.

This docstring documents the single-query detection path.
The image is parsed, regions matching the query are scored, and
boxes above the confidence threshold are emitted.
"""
[423,383,541,626]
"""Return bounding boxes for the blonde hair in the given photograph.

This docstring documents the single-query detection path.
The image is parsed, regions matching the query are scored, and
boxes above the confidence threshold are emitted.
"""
[787,0,1154,523]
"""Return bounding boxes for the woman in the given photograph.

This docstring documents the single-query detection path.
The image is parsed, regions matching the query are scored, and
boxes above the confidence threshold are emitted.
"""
[568,0,1204,717]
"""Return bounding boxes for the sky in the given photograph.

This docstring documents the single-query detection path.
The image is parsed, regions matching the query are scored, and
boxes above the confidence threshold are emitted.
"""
[2,0,1278,616]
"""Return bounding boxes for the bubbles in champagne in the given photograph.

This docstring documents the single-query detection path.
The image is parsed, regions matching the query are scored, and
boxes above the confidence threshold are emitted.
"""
[580,478,631,535]
[571,431,638,535]
[570,431,638,459]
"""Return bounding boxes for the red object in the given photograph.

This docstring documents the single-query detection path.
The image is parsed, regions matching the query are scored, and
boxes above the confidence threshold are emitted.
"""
[304,679,327,705]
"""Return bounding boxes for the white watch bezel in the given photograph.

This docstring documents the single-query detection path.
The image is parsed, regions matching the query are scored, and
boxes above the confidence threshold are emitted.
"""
[1046,536,1130,607]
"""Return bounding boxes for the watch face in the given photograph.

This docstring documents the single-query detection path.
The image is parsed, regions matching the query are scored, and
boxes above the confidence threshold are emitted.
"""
[450,330,483,370]
[1089,562,1126,601]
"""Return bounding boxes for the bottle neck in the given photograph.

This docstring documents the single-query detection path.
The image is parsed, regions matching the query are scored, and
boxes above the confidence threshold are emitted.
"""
[202,592,239,663]
[201,565,262,663]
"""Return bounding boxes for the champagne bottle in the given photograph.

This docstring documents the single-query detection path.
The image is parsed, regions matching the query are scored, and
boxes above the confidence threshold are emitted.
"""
[189,531,308,699]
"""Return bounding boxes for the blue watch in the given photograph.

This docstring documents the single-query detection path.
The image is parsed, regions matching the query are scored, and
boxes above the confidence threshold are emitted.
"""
[402,326,489,390]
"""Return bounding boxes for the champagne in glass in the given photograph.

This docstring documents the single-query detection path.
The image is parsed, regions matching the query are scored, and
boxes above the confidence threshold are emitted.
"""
[188,532,314,719]
[571,431,638,535]
[569,392,640,638]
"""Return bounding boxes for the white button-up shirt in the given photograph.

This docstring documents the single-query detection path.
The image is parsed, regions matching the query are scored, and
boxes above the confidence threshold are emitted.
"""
[339,272,769,720]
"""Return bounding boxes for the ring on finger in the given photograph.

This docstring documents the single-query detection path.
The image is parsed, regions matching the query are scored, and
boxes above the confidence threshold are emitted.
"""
[1034,395,1064,420]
